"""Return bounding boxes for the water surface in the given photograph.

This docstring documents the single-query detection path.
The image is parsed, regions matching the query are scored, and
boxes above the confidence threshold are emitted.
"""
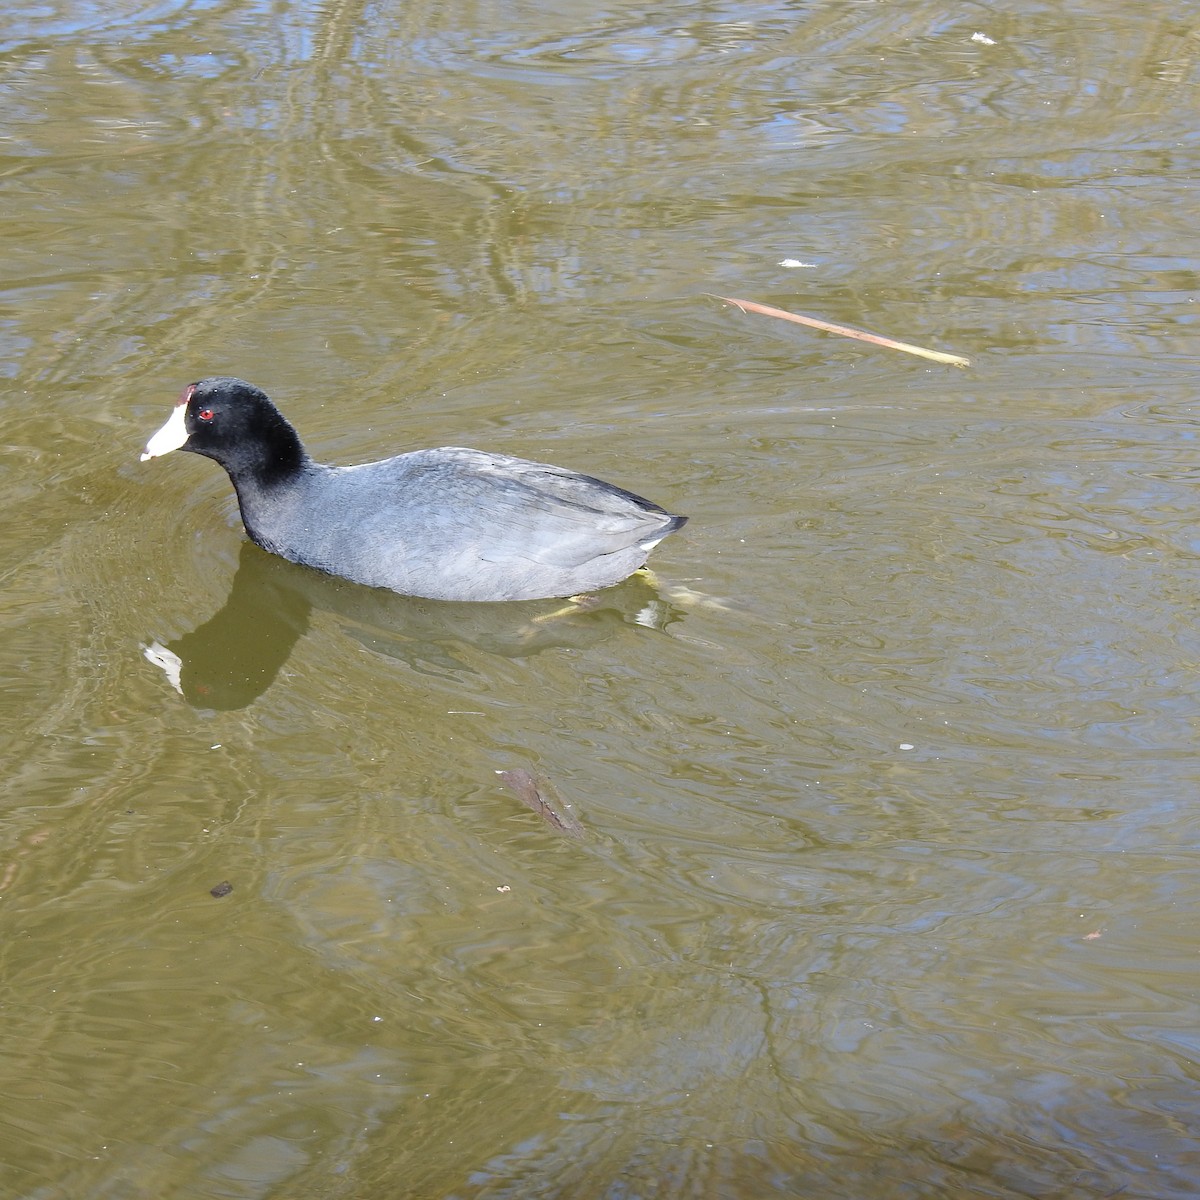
[2,1,1199,1197]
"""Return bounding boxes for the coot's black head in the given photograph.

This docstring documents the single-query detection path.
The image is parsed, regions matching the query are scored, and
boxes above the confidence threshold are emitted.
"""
[141,377,306,483]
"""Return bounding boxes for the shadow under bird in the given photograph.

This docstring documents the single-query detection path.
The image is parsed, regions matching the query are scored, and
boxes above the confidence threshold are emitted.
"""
[140,376,687,602]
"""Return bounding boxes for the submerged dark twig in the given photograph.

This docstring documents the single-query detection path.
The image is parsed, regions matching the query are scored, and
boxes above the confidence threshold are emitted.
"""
[497,768,586,839]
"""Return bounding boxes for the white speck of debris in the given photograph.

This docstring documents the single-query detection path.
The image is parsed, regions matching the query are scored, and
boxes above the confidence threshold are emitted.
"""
[779,258,816,268]
[899,743,915,751]
[211,744,221,750]
[497,885,511,893]
[971,32,996,45]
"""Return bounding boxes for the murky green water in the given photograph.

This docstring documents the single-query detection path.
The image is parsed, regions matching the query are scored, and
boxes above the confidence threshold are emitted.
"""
[2,1,1199,1196]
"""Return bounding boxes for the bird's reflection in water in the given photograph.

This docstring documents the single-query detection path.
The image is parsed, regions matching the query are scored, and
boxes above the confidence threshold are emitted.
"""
[144,541,684,710]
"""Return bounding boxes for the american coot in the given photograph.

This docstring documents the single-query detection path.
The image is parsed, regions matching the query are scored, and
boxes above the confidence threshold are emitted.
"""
[141,377,687,602]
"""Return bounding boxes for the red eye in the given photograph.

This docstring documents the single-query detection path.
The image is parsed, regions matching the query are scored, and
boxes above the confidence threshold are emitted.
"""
[198,408,215,422]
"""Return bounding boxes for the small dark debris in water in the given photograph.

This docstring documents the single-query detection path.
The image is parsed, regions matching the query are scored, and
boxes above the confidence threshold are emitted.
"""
[210,880,233,898]
[497,768,585,839]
